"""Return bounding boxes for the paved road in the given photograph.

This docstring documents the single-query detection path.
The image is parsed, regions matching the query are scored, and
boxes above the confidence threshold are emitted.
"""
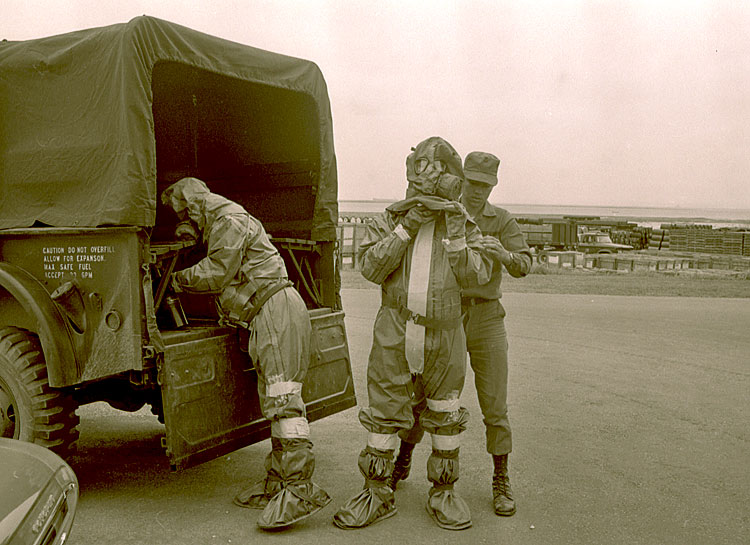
[66,291,749,545]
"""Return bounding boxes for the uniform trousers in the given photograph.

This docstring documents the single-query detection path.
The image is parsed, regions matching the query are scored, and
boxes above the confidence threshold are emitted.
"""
[462,298,511,455]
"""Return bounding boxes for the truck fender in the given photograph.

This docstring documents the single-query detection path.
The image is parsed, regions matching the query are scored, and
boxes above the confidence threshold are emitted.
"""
[0,262,79,387]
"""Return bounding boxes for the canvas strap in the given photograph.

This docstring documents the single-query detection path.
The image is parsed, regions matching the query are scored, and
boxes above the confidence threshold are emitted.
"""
[405,220,435,375]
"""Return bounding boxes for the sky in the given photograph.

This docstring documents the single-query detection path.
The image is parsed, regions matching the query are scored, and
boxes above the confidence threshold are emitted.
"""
[3,0,750,209]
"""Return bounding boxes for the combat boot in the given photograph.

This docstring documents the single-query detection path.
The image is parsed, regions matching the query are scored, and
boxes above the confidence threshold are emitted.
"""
[492,454,516,516]
[387,440,415,490]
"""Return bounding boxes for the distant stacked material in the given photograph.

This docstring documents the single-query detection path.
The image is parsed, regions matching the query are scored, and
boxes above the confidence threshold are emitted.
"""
[664,225,750,255]
[648,228,670,250]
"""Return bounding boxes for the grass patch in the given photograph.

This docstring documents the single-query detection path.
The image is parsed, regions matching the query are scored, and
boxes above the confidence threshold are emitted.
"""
[340,267,750,298]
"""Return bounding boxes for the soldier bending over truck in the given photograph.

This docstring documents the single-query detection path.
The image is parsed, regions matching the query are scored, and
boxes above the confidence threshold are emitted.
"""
[161,177,330,530]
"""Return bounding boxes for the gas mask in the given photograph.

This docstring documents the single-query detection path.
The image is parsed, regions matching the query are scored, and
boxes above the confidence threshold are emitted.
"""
[405,136,464,200]
[174,219,199,242]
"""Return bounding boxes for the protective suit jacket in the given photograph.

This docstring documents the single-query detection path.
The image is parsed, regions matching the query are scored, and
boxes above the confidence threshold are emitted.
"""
[168,182,285,303]
[358,202,493,435]
[164,178,310,421]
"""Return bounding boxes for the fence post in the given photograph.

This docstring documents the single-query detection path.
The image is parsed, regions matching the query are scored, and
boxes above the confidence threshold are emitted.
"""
[352,223,362,269]
[336,224,344,272]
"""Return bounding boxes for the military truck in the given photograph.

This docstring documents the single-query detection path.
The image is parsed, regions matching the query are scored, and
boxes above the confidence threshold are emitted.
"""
[576,230,634,254]
[0,17,355,470]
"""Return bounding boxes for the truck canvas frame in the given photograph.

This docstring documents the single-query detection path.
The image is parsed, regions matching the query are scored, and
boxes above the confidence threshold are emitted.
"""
[0,16,355,470]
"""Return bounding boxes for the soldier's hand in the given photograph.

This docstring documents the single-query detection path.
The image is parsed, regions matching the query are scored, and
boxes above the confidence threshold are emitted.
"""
[170,273,183,294]
[481,235,511,265]
[401,205,436,237]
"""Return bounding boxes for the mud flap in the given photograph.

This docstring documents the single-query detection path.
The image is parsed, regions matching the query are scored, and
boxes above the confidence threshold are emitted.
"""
[160,309,356,470]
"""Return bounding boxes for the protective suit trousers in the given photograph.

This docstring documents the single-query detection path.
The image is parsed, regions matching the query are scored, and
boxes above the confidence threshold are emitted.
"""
[249,287,310,420]
[362,308,468,434]
[333,307,471,529]
[236,287,330,528]
[398,299,511,456]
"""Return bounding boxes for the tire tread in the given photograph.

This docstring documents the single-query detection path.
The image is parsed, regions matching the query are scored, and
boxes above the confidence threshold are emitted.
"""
[0,326,79,455]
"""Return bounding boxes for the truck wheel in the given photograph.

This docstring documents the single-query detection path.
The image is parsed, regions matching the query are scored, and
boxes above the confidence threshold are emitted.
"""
[0,327,79,456]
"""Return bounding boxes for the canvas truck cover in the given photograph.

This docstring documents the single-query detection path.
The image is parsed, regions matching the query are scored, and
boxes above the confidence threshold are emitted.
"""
[0,16,338,240]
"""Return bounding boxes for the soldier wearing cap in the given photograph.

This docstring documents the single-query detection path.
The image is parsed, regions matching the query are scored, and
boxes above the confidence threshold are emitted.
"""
[389,151,531,517]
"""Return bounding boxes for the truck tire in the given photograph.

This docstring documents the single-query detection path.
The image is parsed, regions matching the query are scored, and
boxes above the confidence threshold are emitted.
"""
[0,327,79,457]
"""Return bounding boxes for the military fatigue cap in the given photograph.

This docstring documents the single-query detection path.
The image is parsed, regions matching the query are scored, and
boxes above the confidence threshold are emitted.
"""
[464,151,499,186]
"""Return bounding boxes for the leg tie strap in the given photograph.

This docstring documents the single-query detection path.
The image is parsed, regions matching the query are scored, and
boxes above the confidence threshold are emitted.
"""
[284,481,331,508]
[365,478,391,489]
[431,447,460,460]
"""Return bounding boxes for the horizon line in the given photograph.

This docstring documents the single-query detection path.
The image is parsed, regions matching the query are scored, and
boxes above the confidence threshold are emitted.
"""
[338,199,750,212]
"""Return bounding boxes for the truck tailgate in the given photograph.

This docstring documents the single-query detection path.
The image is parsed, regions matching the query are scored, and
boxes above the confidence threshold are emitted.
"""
[159,309,355,470]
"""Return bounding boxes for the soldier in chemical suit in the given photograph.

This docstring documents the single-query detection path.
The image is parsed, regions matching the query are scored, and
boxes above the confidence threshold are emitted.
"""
[332,137,493,531]
[161,177,330,530]
[387,151,533,518]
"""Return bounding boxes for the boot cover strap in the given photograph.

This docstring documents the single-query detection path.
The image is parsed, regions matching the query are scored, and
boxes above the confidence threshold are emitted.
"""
[431,433,461,451]
[426,397,461,412]
[267,380,302,398]
[367,432,398,451]
[271,417,310,439]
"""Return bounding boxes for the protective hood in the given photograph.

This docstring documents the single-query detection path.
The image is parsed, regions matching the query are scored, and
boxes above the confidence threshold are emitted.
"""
[162,177,244,237]
[405,137,464,200]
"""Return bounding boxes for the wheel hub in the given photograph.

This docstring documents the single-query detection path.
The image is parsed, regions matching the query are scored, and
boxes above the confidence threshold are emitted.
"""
[0,381,16,438]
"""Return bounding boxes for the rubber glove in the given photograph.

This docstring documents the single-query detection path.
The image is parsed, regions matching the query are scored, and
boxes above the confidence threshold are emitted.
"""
[401,205,437,237]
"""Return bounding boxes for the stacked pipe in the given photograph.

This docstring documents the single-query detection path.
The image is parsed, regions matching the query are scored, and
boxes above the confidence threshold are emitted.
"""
[649,228,670,250]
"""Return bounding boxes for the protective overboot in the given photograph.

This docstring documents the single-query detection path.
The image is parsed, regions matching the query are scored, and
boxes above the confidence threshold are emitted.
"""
[257,437,331,530]
[234,477,278,510]
[425,447,471,530]
[492,454,516,516]
[332,446,397,529]
[387,440,416,490]
[234,442,284,509]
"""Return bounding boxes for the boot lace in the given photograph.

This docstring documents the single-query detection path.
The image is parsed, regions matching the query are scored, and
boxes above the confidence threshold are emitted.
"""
[493,471,513,499]
[392,451,412,480]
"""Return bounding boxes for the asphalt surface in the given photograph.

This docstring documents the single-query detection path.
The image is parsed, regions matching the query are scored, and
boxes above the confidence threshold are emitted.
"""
[65,290,750,545]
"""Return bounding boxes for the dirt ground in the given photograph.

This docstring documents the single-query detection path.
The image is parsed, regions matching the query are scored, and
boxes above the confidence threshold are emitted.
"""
[66,291,750,545]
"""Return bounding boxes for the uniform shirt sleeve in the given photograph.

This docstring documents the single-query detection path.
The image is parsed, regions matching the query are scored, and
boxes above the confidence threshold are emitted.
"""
[444,218,494,288]
[498,213,532,278]
[359,212,412,285]
[174,215,248,292]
